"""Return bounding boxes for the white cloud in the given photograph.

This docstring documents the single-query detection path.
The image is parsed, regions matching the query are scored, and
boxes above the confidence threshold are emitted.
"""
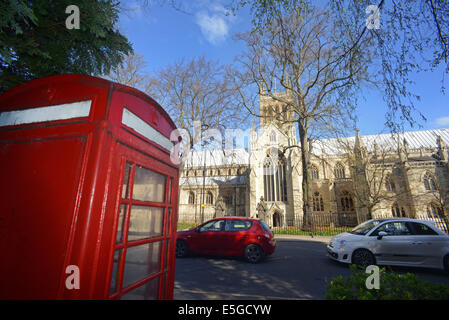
[194,3,235,45]
[436,116,449,126]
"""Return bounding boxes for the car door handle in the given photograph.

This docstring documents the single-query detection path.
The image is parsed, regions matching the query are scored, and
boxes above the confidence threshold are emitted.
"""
[412,241,424,245]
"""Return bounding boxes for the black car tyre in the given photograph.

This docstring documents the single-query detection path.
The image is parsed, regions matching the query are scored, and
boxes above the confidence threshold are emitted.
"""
[351,249,376,266]
[444,254,449,272]
[244,244,264,264]
[176,240,189,258]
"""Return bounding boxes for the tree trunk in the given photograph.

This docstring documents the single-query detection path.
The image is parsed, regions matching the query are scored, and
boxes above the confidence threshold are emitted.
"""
[366,206,373,222]
[298,123,313,231]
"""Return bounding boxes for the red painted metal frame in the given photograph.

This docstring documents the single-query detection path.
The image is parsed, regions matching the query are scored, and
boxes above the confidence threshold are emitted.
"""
[107,149,177,300]
[0,74,179,299]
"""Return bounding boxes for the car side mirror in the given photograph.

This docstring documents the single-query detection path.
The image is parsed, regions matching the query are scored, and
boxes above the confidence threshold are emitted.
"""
[377,231,387,240]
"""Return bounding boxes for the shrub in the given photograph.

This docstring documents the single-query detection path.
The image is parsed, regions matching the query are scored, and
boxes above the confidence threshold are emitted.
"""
[325,264,449,300]
[177,222,199,231]
[272,226,352,236]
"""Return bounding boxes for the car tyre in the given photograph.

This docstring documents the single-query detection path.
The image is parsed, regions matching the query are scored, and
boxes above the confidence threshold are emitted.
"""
[351,249,376,266]
[176,240,189,258]
[444,254,449,272]
[244,244,264,264]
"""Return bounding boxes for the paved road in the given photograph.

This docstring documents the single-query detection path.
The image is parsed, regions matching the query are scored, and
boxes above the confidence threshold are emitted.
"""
[173,236,449,300]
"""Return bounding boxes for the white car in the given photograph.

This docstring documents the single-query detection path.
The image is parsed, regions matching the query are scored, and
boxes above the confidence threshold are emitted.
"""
[327,218,449,270]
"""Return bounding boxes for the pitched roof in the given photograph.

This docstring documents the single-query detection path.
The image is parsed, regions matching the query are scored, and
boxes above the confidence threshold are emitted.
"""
[182,128,449,165]
[312,128,449,156]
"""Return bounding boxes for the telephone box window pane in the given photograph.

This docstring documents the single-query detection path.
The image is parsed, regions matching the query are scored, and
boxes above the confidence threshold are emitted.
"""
[128,206,164,241]
[122,162,132,199]
[168,178,173,203]
[166,208,172,236]
[123,241,162,288]
[116,205,127,244]
[164,239,170,270]
[132,166,166,202]
[121,276,160,300]
[109,249,122,295]
[161,273,167,299]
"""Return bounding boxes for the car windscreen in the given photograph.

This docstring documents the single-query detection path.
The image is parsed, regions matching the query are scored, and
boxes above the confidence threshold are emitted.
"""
[350,220,383,235]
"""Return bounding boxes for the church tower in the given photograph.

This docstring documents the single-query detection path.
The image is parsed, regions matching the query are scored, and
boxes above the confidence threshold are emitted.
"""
[258,85,296,148]
[249,86,302,226]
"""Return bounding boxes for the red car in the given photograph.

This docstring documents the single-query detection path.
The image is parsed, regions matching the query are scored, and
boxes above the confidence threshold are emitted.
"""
[176,217,276,263]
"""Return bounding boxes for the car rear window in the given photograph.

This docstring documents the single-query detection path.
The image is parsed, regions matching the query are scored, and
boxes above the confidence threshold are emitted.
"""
[411,222,439,235]
[258,220,271,232]
[225,219,252,231]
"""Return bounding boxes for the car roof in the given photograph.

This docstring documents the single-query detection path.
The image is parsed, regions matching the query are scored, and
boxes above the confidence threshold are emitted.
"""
[372,218,436,224]
[211,216,259,221]
[368,218,446,231]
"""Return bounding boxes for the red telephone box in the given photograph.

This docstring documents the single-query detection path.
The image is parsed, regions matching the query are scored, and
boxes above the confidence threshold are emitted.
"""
[0,74,179,299]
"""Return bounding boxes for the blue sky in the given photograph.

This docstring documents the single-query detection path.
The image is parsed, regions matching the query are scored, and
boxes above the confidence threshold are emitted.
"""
[117,0,448,137]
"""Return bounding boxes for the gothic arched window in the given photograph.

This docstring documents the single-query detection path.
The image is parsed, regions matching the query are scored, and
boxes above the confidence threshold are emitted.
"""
[339,191,354,212]
[188,191,195,205]
[313,192,324,212]
[385,175,396,192]
[311,164,319,180]
[263,150,287,202]
[334,163,345,179]
[423,172,437,191]
[391,203,406,217]
[270,130,277,143]
[206,192,214,205]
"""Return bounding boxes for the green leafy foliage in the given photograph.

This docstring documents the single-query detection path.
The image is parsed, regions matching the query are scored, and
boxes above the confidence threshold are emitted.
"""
[0,0,132,92]
[326,264,449,300]
[0,0,38,36]
[177,222,200,231]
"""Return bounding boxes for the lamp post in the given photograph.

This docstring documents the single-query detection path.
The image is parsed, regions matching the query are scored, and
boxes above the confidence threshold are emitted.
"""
[200,124,209,224]
[201,147,207,224]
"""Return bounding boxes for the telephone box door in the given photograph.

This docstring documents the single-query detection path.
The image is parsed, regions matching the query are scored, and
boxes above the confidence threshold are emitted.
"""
[107,143,177,300]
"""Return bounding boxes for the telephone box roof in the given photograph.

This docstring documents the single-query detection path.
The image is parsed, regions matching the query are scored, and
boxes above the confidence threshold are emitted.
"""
[0,73,177,131]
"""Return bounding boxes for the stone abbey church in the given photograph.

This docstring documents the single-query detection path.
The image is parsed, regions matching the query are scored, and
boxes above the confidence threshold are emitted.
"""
[178,92,449,228]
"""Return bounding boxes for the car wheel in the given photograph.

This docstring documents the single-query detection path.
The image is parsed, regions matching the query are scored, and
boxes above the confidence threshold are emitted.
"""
[351,249,376,266]
[244,244,264,263]
[444,254,449,272]
[176,240,189,258]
